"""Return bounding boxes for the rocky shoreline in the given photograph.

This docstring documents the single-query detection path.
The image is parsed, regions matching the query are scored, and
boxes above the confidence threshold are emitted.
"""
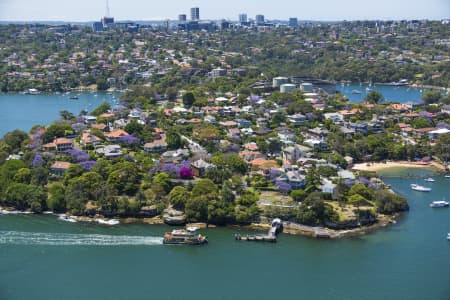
[1,206,399,239]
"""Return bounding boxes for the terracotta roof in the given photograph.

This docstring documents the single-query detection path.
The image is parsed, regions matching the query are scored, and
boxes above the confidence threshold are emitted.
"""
[54,138,73,145]
[104,129,129,139]
[250,158,278,170]
[51,161,72,170]
[91,123,107,130]
[244,143,259,151]
[415,127,436,133]
[81,132,100,144]
[219,121,238,127]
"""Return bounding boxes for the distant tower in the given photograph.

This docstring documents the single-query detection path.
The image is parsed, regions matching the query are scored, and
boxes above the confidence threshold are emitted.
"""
[190,7,200,21]
[106,0,110,18]
[102,0,114,28]
[255,15,265,26]
[289,18,298,27]
[179,14,187,23]
[239,13,247,24]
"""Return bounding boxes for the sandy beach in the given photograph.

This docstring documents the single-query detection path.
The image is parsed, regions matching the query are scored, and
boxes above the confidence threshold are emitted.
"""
[352,161,446,172]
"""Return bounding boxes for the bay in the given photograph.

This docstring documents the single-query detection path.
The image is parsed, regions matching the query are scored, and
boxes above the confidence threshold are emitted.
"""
[0,168,449,300]
[336,83,426,103]
[0,92,118,137]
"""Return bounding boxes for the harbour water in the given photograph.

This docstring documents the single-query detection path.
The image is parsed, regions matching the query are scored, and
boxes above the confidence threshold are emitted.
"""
[0,92,118,137]
[0,85,427,137]
[0,168,449,300]
[336,83,426,103]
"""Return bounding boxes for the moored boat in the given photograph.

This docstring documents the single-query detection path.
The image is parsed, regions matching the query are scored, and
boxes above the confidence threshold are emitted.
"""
[445,174,450,178]
[163,229,207,245]
[430,201,449,208]
[410,184,431,192]
[351,90,362,94]
[424,177,435,182]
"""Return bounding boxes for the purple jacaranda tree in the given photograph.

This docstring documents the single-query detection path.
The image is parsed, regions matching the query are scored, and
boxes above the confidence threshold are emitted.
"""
[269,168,283,181]
[65,149,90,162]
[436,122,450,129]
[345,178,354,188]
[179,167,194,179]
[72,123,87,134]
[357,177,371,186]
[79,160,97,171]
[275,180,292,194]
[159,163,181,178]
[32,153,45,167]
[118,135,139,145]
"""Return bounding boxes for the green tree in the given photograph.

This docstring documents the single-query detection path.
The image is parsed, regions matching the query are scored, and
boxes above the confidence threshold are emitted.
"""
[47,182,66,212]
[152,172,171,194]
[422,90,442,104]
[13,168,31,184]
[168,186,190,210]
[182,92,195,107]
[166,130,182,149]
[2,129,29,153]
[221,180,235,203]
[365,90,384,104]
[90,102,111,116]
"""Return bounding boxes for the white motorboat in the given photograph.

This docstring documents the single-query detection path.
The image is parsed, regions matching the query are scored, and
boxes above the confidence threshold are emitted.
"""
[424,177,435,182]
[430,201,449,208]
[410,184,431,192]
[445,174,450,178]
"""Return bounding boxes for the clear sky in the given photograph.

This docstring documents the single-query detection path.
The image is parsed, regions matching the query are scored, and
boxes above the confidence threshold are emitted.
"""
[0,0,449,21]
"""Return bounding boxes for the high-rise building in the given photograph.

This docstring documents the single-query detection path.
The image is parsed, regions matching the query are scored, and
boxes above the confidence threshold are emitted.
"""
[239,13,247,24]
[102,0,114,28]
[179,14,187,22]
[190,7,200,21]
[255,15,265,26]
[289,18,298,27]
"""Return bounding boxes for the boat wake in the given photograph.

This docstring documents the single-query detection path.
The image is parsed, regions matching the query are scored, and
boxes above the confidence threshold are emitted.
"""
[0,231,163,246]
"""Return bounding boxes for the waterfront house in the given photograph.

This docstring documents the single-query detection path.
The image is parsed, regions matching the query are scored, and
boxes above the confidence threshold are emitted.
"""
[204,115,217,124]
[324,112,344,124]
[144,138,168,153]
[80,131,101,147]
[282,146,303,163]
[50,161,72,175]
[239,150,264,162]
[160,149,190,164]
[95,145,122,159]
[288,113,307,126]
[104,129,129,142]
[91,123,109,132]
[234,118,252,128]
[191,159,216,177]
[428,128,450,140]
[441,105,450,114]
[43,138,74,152]
[276,170,306,189]
[321,179,337,194]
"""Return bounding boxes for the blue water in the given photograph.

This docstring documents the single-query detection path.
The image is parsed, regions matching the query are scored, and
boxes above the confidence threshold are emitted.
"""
[0,92,118,137]
[336,83,426,103]
[0,168,449,300]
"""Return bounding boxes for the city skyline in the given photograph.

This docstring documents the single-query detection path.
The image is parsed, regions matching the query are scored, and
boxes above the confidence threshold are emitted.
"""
[0,0,449,22]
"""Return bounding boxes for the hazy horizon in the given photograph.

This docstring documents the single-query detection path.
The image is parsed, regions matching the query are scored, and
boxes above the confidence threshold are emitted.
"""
[0,0,449,22]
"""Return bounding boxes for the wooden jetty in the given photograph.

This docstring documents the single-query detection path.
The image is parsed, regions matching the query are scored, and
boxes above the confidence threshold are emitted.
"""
[235,218,283,243]
[235,234,277,242]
